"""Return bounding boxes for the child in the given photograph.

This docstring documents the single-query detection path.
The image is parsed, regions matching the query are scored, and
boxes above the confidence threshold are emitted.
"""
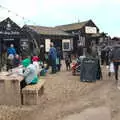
[65,55,71,70]
[40,65,47,76]
[13,54,21,68]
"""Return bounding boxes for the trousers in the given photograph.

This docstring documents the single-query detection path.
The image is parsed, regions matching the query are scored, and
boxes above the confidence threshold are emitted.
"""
[113,62,120,80]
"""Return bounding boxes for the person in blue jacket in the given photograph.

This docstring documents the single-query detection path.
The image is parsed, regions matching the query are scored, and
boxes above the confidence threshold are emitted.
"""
[7,44,16,56]
[48,42,57,74]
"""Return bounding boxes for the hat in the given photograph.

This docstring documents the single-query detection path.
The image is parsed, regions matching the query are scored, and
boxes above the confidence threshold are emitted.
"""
[32,56,39,62]
[22,58,31,67]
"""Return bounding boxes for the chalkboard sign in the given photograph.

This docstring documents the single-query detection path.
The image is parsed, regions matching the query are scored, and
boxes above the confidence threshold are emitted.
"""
[20,39,29,49]
[80,57,98,82]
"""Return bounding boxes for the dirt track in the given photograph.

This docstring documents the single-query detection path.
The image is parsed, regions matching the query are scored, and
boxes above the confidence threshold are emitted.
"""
[0,64,120,120]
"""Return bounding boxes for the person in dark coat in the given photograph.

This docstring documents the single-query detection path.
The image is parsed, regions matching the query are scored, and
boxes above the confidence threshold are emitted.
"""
[48,42,57,74]
[65,54,71,70]
[110,44,120,81]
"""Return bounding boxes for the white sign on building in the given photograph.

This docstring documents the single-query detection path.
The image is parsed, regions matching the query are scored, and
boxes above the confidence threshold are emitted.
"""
[45,39,51,52]
[85,26,97,34]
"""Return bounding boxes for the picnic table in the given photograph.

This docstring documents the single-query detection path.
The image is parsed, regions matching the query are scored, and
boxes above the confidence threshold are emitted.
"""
[0,71,24,105]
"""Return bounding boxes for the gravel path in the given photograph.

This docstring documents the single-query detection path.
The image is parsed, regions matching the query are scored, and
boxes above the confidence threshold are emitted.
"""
[0,64,120,120]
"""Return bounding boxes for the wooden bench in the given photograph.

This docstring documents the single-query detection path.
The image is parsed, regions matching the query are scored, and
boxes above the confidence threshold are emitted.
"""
[22,79,45,105]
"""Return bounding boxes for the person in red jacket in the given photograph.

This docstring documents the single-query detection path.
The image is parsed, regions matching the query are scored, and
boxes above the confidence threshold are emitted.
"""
[32,56,39,62]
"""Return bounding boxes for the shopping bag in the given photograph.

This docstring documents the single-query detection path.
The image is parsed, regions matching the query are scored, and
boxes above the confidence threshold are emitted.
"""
[109,62,114,73]
[56,58,59,65]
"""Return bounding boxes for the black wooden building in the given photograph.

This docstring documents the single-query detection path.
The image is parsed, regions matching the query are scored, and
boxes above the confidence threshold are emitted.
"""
[56,20,102,54]
[0,17,30,68]
[22,25,73,58]
[0,18,106,66]
[0,17,31,54]
[22,20,104,57]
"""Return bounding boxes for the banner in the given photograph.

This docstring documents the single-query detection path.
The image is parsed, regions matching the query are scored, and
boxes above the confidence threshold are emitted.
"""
[45,39,51,52]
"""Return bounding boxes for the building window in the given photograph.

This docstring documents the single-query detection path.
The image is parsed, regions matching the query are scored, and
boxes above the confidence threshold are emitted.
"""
[62,39,71,51]
[63,42,69,49]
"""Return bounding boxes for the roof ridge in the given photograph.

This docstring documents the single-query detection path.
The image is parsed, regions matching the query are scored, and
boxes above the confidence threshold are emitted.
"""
[25,25,72,36]
[27,25,54,29]
[55,20,90,27]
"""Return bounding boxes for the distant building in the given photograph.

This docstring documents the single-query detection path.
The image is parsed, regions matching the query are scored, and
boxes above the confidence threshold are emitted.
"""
[111,37,120,44]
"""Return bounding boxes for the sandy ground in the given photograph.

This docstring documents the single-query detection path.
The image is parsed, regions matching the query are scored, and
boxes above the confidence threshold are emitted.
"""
[0,63,120,120]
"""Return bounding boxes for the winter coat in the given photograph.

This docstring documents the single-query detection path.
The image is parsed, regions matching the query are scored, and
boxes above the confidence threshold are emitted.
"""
[49,47,57,60]
[111,46,120,61]
[7,47,16,56]
[22,58,38,84]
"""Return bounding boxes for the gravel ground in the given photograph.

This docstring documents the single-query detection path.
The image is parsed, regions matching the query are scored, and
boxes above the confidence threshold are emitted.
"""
[0,63,120,120]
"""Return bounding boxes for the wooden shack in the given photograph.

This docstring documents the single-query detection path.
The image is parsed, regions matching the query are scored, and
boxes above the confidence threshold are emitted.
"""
[22,25,73,58]
[0,17,28,69]
[56,19,100,54]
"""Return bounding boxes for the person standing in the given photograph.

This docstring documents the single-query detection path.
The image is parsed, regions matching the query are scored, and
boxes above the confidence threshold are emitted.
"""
[110,44,120,82]
[7,44,16,56]
[48,42,57,74]
[56,47,62,71]
[65,54,71,70]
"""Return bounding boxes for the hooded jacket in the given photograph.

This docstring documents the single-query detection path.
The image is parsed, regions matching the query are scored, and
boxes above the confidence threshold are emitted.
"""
[22,58,38,84]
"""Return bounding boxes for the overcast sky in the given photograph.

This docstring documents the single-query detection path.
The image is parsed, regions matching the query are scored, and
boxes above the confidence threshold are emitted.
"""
[0,0,120,37]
